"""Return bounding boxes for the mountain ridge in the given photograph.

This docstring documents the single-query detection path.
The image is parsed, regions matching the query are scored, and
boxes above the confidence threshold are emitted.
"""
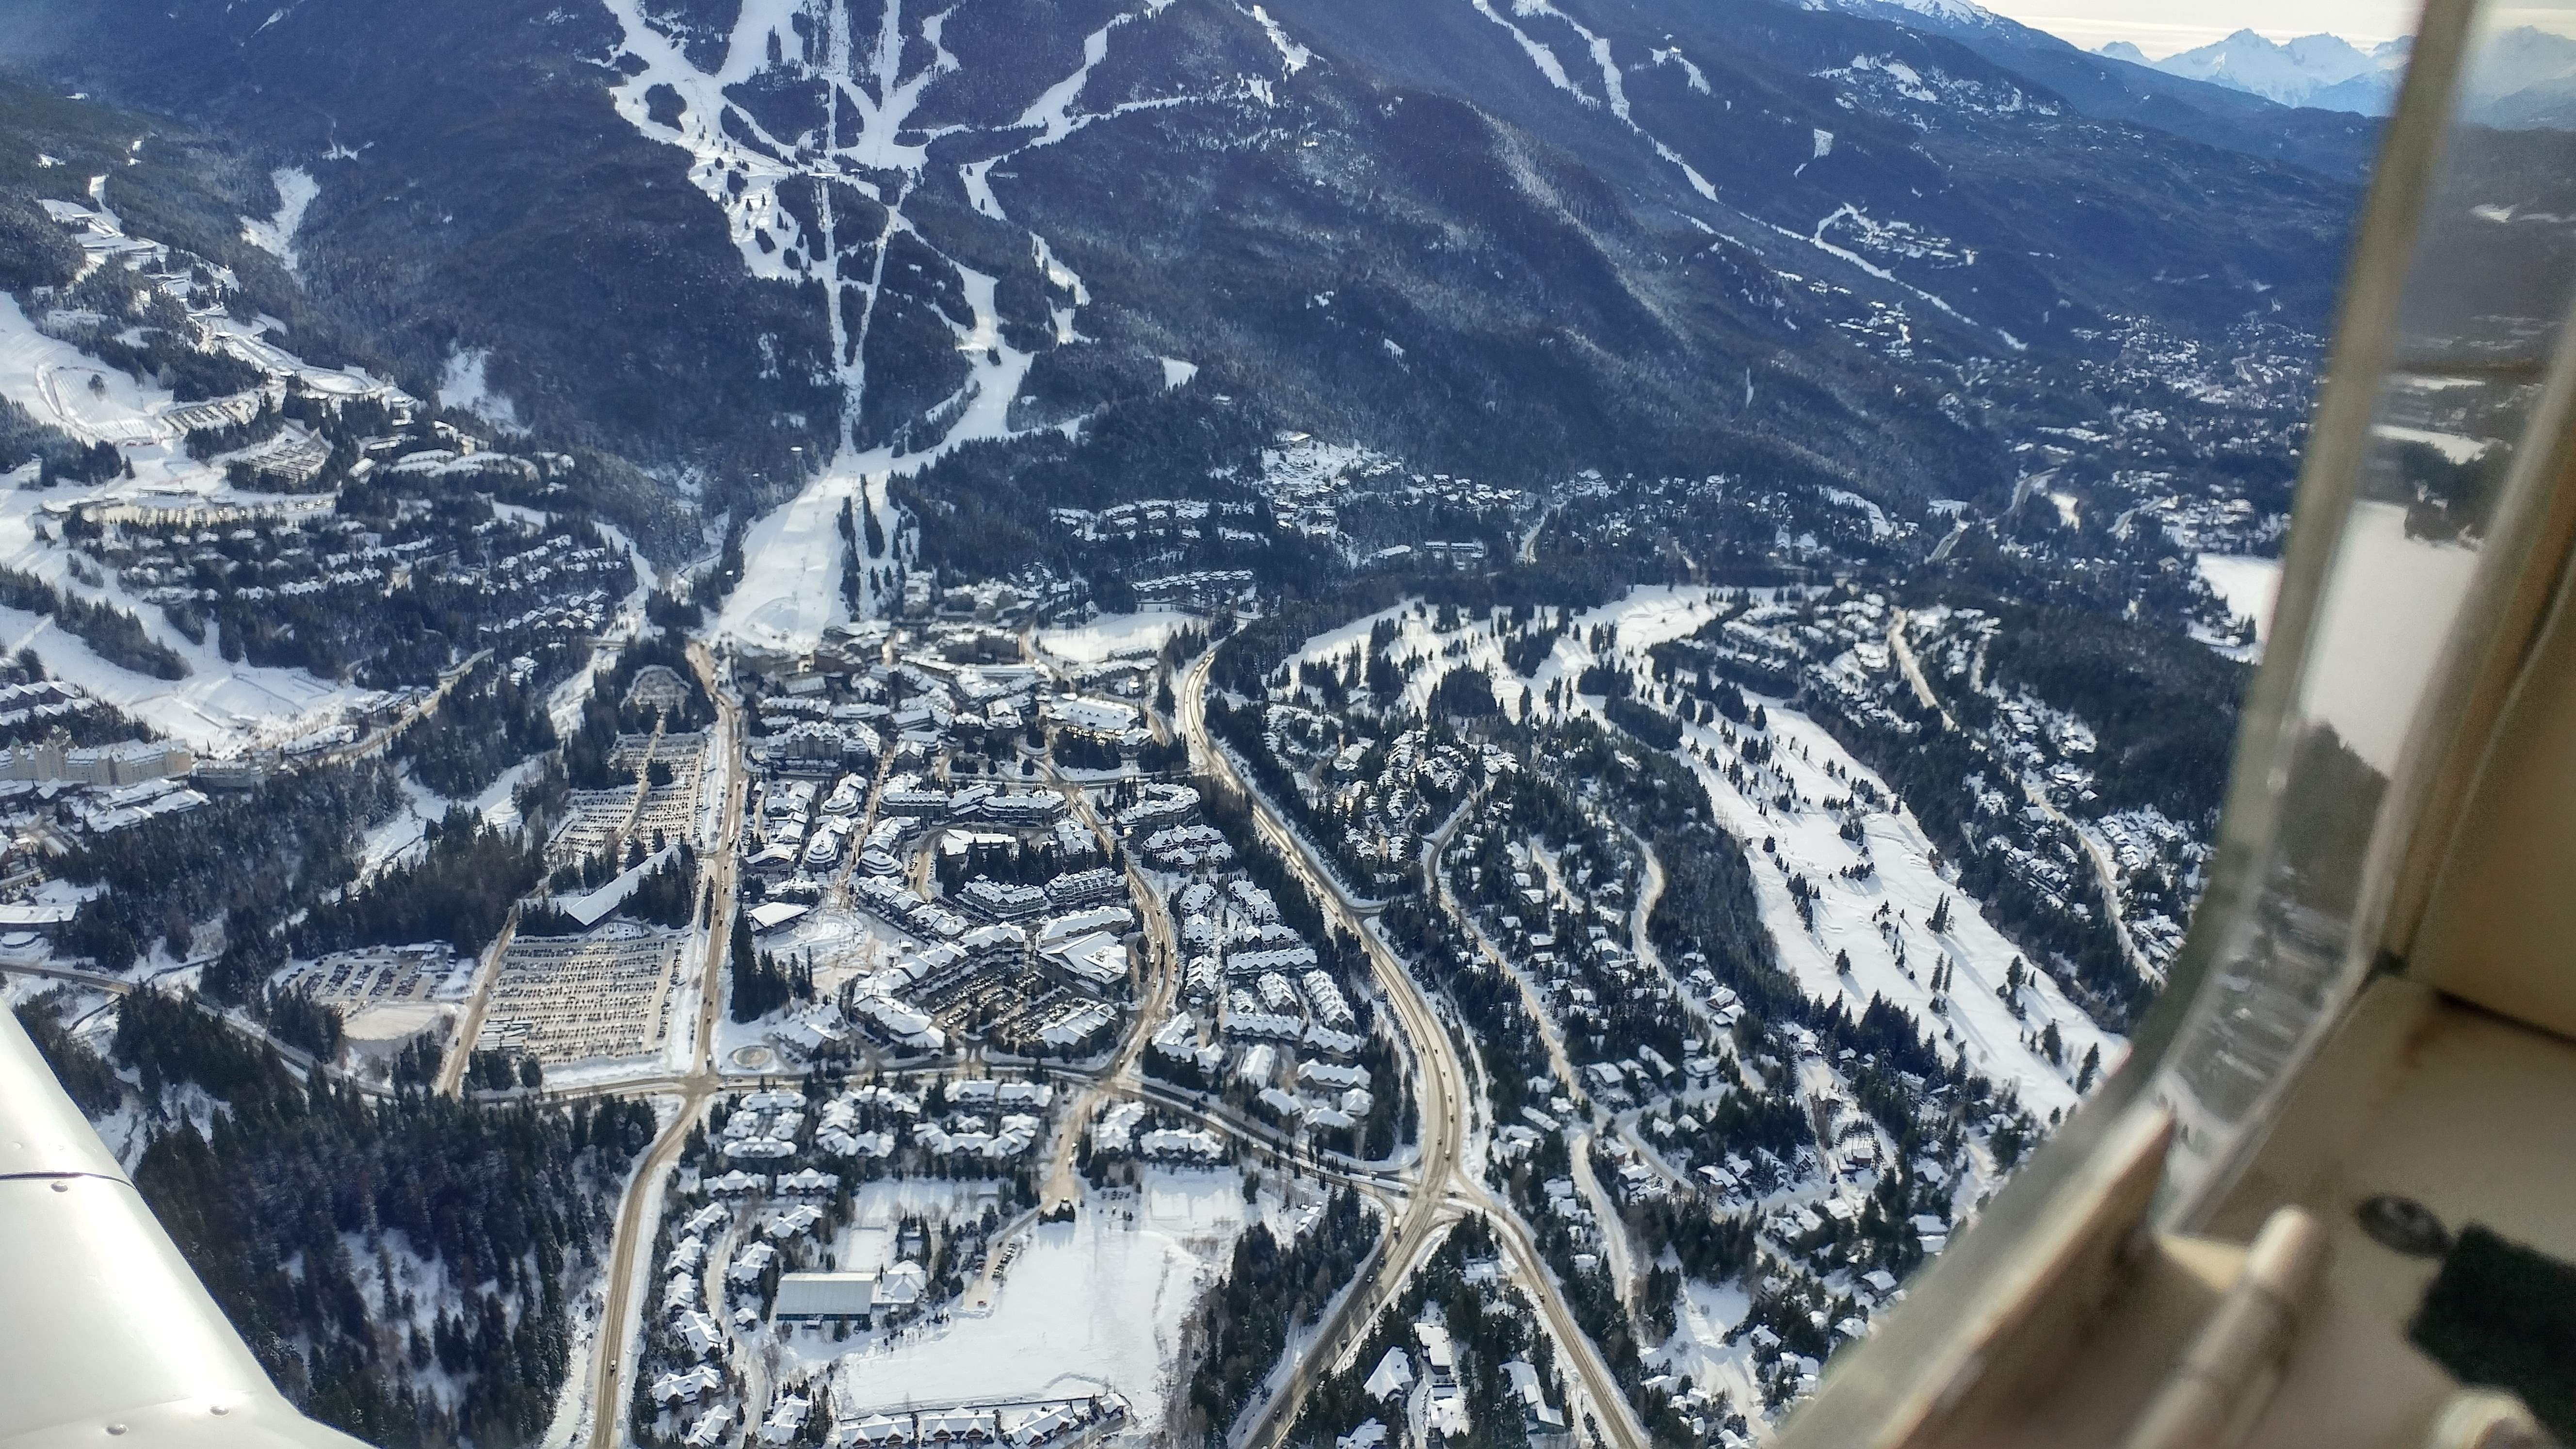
[2100,28,2405,114]
[0,0,2356,547]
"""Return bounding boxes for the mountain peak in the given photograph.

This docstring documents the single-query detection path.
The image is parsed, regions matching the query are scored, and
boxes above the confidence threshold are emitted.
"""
[2148,27,2401,113]
[2282,32,2370,67]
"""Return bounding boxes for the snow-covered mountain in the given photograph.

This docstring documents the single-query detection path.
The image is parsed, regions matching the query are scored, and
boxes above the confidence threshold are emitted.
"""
[1803,0,2381,177]
[2107,25,2576,128]
[2462,26,2576,129]
[0,0,2367,548]
[2121,30,2407,115]
[1804,0,2021,40]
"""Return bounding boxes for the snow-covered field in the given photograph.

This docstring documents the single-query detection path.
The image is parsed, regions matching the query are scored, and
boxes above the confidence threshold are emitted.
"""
[1657,1279,1759,1419]
[437,347,528,435]
[1037,610,1200,664]
[2195,552,2279,629]
[1555,588,2113,1116]
[820,1170,1253,1425]
[0,597,371,756]
[0,292,177,450]
[340,999,450,1049]
[2195,552,2280,664]
[716,468,881,654]
[1531,585,1728,686]
[1672,702,2114,1118]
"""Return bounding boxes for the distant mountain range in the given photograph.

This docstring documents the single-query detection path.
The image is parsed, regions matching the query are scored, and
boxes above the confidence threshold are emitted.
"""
[1807,0,2379,176]
[2097,25,2576,129]
[2099,31,2407,114]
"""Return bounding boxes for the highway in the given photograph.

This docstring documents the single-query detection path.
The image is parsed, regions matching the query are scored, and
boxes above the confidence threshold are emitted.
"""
[1180,649,1650,1449]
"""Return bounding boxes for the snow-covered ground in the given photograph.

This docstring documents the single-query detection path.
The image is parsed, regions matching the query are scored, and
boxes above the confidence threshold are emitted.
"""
[1037,610,1200,664]
[754,901,925,985]
[1551,587,2113,1116]
[818,1170,1254,1426]
[238,165,319,274]
[437,347,528,435]
[0,291,178,450]
[0,597,371,757]
[0,229,399,472]
[0,215,423,756]
[716,469,902,655]
[357,768,455,879]
[1287,586,1726,721]
[1671,702,2114,1118]
[1533,585,1727,685]
[2195,552,2280,646]
[710,900,922,1070]
[2370,422,2495,464]
[1656,1279,1759,1421]
[340,1000,451,1053]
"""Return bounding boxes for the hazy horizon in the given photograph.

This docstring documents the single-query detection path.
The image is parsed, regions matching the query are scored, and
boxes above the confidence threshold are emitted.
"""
[1974,0,2418,57]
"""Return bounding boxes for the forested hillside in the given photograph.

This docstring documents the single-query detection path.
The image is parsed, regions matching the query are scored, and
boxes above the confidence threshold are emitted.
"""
[39,990,654,1448]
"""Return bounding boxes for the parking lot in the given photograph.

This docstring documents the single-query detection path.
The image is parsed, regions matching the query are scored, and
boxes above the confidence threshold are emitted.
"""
[475,924,688,1063]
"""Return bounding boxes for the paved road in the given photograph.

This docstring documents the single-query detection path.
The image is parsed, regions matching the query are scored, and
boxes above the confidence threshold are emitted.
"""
[1182,651,1650,1449]
[436,910,521,1096]
[1440,828,1656,1321]
[306,647,495,773]
[584,641,748,1449]
[1032,741,1181,1208]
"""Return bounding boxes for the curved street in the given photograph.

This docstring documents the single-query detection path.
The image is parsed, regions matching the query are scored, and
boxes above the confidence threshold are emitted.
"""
[1180,649,1650,1449]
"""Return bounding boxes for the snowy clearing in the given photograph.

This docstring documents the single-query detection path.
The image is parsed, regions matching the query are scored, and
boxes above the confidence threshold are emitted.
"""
[822,1171,1253,1425]
[239,165,320,274]
[1037,610,1200,664]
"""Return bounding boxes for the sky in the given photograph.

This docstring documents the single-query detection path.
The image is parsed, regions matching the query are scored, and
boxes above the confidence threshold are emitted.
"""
[1976,0,2421,56]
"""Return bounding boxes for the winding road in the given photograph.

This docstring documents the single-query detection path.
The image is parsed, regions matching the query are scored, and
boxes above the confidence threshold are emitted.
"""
[1181,650,1649,1449]
[1883,611,2157,985]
